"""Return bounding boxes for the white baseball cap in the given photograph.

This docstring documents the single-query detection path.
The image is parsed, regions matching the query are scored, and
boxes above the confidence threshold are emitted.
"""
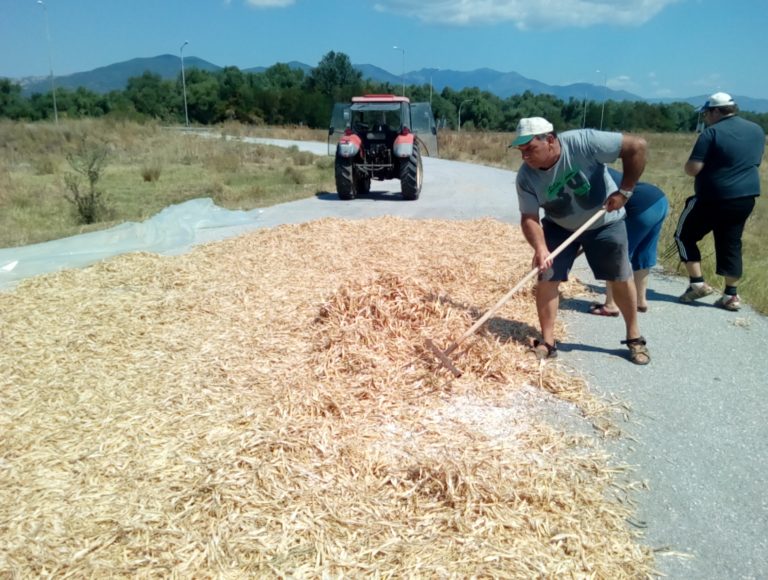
[698,91,736,112]
[510,117,554,147]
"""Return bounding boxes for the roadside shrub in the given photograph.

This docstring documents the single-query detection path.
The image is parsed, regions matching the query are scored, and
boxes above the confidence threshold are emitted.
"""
[141,163,162,182]
[314,157,334,170]
[291,150,316,166]
[64,139,111,224]
[283,166,304,185]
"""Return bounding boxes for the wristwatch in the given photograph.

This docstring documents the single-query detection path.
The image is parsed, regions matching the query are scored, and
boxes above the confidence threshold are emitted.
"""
[618,188,634,200]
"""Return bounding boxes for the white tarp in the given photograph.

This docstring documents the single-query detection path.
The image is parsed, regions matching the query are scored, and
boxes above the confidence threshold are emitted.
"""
[0,198,265,291]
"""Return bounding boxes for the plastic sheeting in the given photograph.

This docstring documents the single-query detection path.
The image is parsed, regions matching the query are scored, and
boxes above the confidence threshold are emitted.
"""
[0,198,266,291]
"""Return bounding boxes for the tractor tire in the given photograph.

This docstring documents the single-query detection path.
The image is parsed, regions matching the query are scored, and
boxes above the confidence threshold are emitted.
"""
[400,143,423,201]
[335,156,355,200]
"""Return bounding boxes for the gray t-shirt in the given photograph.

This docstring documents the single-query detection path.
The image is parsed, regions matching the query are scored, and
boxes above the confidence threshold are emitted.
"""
[516,129,625,231]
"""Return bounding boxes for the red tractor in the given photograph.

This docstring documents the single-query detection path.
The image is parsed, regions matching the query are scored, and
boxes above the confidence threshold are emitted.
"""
[328,94,439,200]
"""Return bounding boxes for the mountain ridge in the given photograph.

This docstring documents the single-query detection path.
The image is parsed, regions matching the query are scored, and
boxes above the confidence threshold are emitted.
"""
[10,55,768,114]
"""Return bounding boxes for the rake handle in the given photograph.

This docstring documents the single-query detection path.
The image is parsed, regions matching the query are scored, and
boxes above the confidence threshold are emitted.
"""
[444,208,607,355]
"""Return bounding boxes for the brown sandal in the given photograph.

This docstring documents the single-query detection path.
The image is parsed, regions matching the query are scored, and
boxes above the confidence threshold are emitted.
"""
[531,339,558,360]
[621,336,650,365]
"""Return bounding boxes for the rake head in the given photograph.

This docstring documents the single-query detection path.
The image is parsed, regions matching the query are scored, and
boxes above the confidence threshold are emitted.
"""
[424,338,463,377]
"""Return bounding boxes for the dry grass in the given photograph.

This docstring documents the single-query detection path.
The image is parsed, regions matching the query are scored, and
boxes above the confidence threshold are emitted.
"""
[0,120,336,248]
[0,217,654,578]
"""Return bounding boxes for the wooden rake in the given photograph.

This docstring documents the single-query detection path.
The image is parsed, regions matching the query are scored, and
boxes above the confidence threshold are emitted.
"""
[426,208,607,377]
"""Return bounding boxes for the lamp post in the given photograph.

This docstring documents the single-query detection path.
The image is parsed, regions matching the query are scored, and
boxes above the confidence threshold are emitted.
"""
[180,41,190,127]
[37,0,58,124]
[596,69,607,130]
[458,98,473,133]
[393,45,405,96]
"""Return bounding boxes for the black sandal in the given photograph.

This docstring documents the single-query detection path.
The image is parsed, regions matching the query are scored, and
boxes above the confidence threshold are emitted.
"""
[531,339,558,360]
[621,336,650,365]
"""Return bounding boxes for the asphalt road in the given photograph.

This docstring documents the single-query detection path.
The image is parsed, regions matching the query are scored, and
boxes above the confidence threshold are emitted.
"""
[5,136,766,578]
[248,139,768,580]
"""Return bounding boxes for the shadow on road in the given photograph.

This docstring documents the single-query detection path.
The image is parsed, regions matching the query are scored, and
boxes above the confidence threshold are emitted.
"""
[315,189,412,202]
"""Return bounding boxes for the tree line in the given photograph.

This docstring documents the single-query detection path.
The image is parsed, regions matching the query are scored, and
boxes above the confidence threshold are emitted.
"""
[3,51,767,133]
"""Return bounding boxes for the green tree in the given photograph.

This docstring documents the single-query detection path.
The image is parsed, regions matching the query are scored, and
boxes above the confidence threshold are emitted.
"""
[0,79,32,119]
[215,66,256,122]
[262,63,305,91]
[184,69,223,124]
[306,51,362,100]
[125,72,174,120]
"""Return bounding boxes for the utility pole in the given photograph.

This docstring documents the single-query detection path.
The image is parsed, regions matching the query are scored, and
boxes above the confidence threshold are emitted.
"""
[37,1,58,124]
[596,69,607,130]
[458,99,473,133]
[180,41,190,127]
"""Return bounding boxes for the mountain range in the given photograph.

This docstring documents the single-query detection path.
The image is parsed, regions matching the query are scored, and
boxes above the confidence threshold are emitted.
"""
[11,54,768,114]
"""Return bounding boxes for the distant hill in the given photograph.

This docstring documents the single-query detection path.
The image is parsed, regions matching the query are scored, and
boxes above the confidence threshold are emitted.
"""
[17,55,221,95]
[399,67,642,103]
[11,55,768,113]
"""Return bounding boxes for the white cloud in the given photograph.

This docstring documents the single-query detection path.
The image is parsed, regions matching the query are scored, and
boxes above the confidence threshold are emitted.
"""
[245,0,295,7]
[372,0,679,29]
[607,74,637,92]
[692,73,723,90]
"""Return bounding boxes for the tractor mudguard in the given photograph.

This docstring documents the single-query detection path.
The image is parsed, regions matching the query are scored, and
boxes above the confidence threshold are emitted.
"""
[337,134,362,158]
[393,133,415,158]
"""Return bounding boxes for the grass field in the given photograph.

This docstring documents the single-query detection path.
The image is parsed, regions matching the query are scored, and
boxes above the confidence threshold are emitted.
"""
[1,119,766,313]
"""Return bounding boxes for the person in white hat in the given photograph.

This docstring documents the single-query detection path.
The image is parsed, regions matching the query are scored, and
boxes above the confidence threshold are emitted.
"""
[512,117,651,365]
[674,92,765,311]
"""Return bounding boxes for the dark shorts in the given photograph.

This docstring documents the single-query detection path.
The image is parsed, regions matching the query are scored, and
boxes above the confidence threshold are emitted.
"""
[541,218,633,282]
[674,195,756,278]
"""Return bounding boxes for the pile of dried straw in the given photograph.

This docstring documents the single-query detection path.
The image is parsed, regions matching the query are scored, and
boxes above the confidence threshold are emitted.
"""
[0,217,654,577]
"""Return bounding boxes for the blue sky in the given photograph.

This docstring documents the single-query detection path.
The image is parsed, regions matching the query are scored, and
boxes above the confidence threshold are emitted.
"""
[3,0,768,99]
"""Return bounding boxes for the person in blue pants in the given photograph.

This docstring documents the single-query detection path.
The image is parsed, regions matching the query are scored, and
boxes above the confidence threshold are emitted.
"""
[589,167,669,315]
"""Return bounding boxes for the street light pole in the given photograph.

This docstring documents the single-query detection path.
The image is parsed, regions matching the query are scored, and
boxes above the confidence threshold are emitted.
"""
[37,0,58,125]
[596,69,607,130]
[393,46,405,97]
[458,98,473,133]
[180,41,190,127]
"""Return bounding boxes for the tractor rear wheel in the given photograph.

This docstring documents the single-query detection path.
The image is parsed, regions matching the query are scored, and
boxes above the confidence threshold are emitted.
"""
[335,156,355,200]
[400,143,422,201]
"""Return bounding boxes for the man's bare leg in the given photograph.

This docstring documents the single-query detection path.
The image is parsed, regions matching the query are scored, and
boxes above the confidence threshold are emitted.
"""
[634,269,650,311]
[684,261,703,278]
[607,278,641,339]
[535,280,561,345]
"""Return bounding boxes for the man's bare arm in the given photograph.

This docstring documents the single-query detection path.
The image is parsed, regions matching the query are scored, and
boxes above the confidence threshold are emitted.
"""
[685,159,704,176]
[617,134,648,190]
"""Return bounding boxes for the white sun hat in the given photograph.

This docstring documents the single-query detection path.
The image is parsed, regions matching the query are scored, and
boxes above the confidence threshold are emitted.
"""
[510,117,554,147]
[698,92,736,112]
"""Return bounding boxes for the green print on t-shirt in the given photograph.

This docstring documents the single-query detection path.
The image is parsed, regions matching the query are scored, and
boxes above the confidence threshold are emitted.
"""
[546,168,590,200]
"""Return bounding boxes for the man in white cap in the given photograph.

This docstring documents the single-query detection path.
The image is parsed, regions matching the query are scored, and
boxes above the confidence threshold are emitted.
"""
[674,92,765,311]
[512,117,651,364]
